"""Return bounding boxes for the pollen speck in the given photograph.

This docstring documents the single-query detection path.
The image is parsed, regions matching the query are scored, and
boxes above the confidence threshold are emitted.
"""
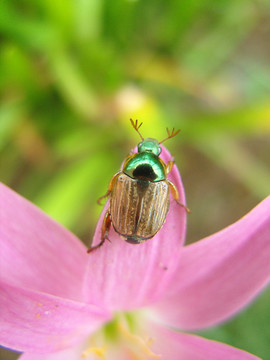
[159,262,168,270]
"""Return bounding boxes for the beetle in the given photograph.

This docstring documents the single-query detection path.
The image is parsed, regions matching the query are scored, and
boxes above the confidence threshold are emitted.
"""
[88,119,189,252]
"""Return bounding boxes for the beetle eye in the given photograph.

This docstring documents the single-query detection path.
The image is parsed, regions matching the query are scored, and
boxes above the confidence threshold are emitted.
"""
[138,141,143,153]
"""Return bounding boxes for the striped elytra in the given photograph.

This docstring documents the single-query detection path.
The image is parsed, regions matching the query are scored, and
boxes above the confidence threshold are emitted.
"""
[110,173,170,243]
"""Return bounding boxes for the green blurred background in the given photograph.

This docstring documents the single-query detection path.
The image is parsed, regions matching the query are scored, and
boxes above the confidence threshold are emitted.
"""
[0,0,270,359]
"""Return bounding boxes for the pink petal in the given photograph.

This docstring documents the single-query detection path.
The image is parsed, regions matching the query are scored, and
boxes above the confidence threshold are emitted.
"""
[0,281,111,353]
[150,323,261,360]
[19,340,86,360]
[0,183,88,301]
[154,196,270,329]
[83,146,187,310]
[19,340,134,360]
[19,342,133,360]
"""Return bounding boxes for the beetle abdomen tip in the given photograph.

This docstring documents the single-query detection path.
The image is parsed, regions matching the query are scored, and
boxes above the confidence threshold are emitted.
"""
[125,236,144,244]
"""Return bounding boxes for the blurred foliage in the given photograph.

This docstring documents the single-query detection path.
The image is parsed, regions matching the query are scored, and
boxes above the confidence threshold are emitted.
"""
[0,0,270,359]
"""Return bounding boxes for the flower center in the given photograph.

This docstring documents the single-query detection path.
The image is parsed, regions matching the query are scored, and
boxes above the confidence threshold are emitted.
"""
[81,313,160,359]
[81,346,106,359]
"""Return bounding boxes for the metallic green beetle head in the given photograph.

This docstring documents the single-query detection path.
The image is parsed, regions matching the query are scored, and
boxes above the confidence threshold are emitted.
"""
[138,138,161,156]
[130,118,181,156]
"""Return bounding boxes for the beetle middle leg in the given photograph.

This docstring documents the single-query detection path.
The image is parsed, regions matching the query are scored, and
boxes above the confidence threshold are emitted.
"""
[97,171,122,205]
[87,209,112,253]
[167,180,190,213]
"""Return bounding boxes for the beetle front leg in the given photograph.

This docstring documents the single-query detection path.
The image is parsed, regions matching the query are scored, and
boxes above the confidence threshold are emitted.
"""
[97,171,122,205]
[167,179,190,213]
[87,209,112,253]
[166,157,175,175]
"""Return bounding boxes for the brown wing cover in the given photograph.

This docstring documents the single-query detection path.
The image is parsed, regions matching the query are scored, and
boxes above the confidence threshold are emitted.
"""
[110,173,170,240]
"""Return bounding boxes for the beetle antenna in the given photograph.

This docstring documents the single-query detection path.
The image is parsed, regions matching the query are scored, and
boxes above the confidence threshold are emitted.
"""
[130,118,144,141]
[159,128,181,144]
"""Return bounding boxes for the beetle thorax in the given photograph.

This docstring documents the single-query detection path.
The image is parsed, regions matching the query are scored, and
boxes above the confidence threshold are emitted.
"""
[123,141,166,182]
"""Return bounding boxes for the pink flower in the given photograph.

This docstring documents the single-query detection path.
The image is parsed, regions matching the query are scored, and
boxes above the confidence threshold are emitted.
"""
[0,146,269,360]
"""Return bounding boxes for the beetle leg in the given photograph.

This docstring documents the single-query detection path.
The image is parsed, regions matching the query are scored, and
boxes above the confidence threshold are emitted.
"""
[97,191,110,205]
[87,209,112,253]
[97,171,122,205]
[166,157,175,175]
[167,179,190,213]
[122,154,134,169]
